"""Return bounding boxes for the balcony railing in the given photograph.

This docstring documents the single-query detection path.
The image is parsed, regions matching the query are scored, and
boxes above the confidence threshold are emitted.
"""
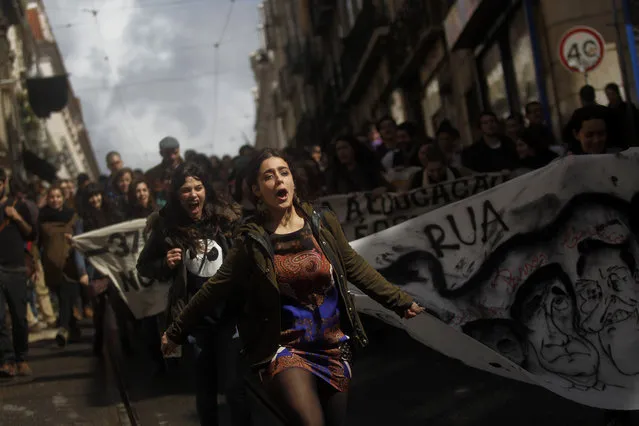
[386,0,449,75]
[302,37,323,82]
[309,0,336,34]
[285,40,303,74]
[339,0,390,98]
[279,67,293,97]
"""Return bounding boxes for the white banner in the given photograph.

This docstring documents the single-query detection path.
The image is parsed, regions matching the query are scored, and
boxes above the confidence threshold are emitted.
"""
[348,150,639,409]
[73,219,170,319]
[319,172,506,240]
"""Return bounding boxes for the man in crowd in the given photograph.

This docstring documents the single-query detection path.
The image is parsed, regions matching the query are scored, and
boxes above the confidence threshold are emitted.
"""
[376,116,401,170]
[461,111,519,173]
[145,136,183,208]
[0,169,35,377]
[525,101,557,148]
[563,85,622,153]
[9,177,56,331]
[74,173,91,216]
[105,151,124,202]
[605,82,637,148]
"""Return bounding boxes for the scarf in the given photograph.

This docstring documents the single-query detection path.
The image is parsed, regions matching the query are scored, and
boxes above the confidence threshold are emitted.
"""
[39,205,76,224]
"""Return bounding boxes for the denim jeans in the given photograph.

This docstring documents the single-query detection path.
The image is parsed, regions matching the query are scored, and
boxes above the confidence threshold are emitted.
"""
[0,269,29,363]
[57,279,79,331]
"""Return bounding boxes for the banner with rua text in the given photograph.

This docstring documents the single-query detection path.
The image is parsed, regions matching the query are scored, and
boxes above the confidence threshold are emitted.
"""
[72,152,639,409]
[319,172,506,240]
[350,150,639,409]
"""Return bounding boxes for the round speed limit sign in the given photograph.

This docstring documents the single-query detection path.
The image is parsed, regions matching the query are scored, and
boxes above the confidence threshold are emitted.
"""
[559,26,605,73]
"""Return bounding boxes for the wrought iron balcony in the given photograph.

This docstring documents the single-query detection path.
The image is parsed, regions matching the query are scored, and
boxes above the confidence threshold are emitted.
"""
[386,0,449,78]
[279,67,293,97]
[339,0,391,100]
[294,113,317,147]
[302,37,323,82]
[309,0,336,34]
[285,40,303,74]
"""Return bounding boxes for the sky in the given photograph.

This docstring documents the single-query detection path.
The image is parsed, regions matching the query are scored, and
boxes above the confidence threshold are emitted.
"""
[42,0,261,174]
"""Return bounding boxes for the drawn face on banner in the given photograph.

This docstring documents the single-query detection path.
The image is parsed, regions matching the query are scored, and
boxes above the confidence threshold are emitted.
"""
[463,320,527,366]
[376,250,458,323]
[575,242,639,375]
[514,265,599,386]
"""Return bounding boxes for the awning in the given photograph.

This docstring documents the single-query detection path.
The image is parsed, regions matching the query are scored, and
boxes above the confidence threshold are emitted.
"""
[23,149,58,183]
[444,0,508,50]
[26,75,69,118]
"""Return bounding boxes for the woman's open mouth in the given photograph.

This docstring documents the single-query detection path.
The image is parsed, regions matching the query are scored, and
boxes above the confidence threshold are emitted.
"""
[275,188,288,202]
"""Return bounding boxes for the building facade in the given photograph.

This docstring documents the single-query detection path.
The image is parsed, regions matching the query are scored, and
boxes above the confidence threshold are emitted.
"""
[251,47,284,150]
[437,0,639,144]
[0,0,99,182]
[0,2,26,174]
[24,1,99,180]
[253,0,639,150]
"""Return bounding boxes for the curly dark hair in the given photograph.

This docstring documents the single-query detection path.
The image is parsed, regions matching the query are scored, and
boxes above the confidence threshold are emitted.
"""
[163,161,241,251]
[81,183,121,230]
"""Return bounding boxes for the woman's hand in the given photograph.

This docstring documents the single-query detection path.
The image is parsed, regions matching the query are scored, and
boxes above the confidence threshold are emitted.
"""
[161,332,179,356]
[64,233,74,245]
[79,274,89,286]
[404,302,424,319]
[166,248,183,269]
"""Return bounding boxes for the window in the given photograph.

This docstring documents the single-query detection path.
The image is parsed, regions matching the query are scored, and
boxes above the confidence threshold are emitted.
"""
[508,8,537,112]
[481,42,509,118]
[465,86,481,140]
[344,0,363,32]
[422,77,442,137]
[284,2,302,48]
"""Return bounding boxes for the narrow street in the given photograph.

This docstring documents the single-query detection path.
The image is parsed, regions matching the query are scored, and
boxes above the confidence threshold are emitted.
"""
[3,313,624,426]
[0,323,127,425]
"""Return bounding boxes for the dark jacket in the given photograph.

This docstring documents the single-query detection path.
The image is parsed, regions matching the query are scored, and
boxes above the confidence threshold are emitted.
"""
[461,136,519,173]
[164,202,414,367]
[39,210,84,285]
[137,209,234,330]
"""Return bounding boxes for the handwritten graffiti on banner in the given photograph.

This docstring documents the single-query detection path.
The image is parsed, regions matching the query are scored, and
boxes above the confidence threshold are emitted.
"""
[73,219,169,319]
[348,150,639,409]
[320,173,506,240]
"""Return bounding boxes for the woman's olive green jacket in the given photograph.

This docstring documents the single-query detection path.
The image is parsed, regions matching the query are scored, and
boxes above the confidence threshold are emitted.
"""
[165,203,414,367]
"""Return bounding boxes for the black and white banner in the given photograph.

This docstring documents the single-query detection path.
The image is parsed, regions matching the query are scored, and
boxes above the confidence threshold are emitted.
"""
[72,151,639,408]
[73,220,170,319]
[319,172,506,240]
[349,150,639,409]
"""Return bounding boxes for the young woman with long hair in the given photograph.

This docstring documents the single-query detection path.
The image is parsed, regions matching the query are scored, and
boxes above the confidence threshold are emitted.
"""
[137,161,249,426]
[39,185,87,347]
[161,148,424,425]
[326,135,391,195]
[78,183,126,355]
[111,167,134,217]
[127,179,156,219]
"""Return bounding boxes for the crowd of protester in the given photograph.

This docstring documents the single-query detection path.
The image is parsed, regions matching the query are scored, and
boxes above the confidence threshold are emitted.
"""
[0,81,635,425]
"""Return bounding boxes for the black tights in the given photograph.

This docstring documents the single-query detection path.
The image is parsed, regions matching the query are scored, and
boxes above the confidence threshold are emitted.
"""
[267,368,348,426]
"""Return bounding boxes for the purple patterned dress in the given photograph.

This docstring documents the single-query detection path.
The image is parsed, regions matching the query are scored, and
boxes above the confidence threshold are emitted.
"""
[264,222,351,392]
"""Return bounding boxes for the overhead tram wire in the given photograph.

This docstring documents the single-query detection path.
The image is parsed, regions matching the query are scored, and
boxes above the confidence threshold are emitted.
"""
[46,0,211,12]
[86,2,149,163]
[211,0,236,145]
[73,62,254,92]
[46,0,254,12]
